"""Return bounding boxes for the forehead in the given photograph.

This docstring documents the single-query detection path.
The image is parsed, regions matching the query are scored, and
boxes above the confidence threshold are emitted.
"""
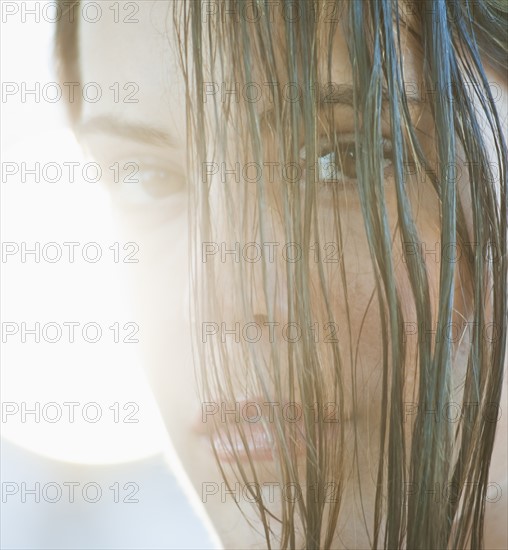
[79,1,186,135]
[78,1,423,132]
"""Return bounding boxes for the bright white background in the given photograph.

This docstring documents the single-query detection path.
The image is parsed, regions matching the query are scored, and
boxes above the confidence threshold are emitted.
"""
[0,2,217,548]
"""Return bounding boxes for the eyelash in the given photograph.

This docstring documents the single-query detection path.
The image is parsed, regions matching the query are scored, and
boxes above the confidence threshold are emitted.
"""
[300,137,394,184]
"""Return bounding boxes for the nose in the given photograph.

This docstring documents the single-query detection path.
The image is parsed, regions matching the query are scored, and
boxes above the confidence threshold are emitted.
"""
[253,313,269,325]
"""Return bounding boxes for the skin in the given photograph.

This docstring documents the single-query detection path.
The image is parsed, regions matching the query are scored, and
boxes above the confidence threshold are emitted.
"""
[78,1,507,547]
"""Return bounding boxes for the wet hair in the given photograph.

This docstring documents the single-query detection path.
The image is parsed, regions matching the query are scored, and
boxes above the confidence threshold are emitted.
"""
[56,1,507,548]
[55,0,80,125]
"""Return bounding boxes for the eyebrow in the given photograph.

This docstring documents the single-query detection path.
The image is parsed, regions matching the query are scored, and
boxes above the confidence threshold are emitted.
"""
[77,116,177,147]
[317,84,422,107]
[260,83,422,123]
[259,84,423,136]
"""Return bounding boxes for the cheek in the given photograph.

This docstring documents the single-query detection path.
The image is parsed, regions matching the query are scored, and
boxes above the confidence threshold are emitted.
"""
[301,176,445,420]
[205,160,445,421]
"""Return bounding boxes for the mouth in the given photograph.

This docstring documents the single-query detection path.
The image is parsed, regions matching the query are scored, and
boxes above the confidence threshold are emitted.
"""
[193,398,341,462]
[207,422,279,462]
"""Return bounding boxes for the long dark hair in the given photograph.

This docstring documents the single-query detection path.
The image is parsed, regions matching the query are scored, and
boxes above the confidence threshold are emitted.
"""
[56,1,507,547]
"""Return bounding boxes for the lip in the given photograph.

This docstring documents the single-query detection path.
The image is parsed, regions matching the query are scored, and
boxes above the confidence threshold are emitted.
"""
[193,398,335,462]
[208,422,279,462]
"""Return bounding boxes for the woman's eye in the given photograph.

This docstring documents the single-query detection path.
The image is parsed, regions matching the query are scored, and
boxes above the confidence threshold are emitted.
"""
[106,161,186,205]
[317,143,358,180]
[300,137,393,183]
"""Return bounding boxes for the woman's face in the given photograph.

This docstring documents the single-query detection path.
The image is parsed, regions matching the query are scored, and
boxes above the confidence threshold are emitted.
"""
[77,2,507,547]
